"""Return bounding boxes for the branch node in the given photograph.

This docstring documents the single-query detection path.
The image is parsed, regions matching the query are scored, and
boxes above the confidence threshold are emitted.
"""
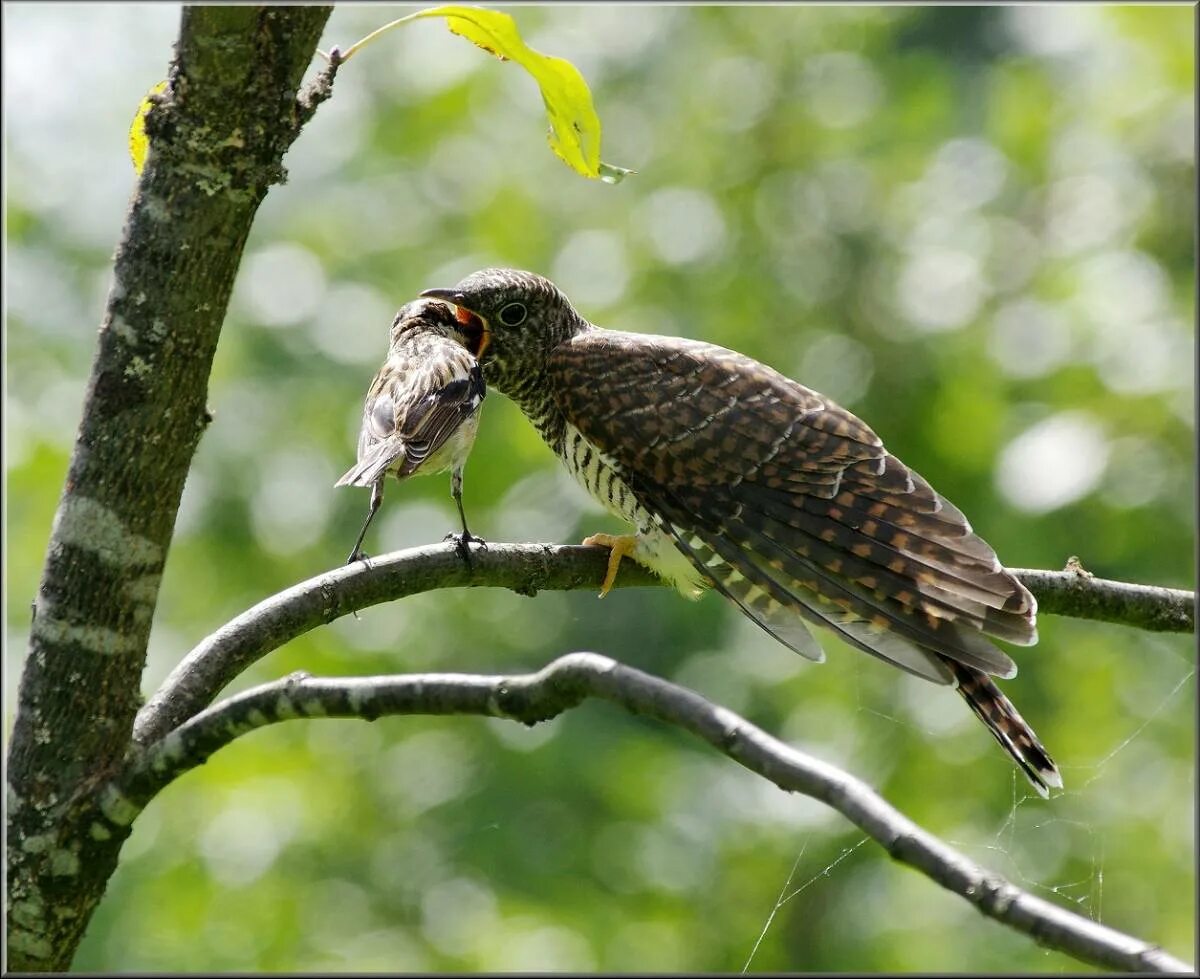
[1064,555,1093,578]
[294,57,340,130]
[975,875,1018,917]
[318,580,340,622]
[493,676,560,726]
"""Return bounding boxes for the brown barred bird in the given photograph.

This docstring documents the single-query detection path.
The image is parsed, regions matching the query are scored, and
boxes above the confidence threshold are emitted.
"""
[420,269,1061,796]
[336,298,487,564]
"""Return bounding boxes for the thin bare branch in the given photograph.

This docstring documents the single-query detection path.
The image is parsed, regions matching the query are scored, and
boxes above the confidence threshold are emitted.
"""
[1011,567,1194,634]
[114,654,1192,975]
[133,542,1195,748]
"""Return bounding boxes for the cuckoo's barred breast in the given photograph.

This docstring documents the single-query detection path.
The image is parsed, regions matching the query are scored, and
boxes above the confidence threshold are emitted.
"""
[561,421,666,532]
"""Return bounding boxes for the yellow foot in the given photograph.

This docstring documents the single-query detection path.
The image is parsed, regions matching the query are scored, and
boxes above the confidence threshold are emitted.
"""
[582,533,638,598]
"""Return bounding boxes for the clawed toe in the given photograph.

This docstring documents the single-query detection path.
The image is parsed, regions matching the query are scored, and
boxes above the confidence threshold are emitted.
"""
[581,532,638,597]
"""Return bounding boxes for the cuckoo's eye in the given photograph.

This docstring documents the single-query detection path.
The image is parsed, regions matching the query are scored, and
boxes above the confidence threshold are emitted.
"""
[498,302,528,326]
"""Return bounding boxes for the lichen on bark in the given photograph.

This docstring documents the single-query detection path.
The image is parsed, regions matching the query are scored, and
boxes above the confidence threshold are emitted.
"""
[5,7,334,970]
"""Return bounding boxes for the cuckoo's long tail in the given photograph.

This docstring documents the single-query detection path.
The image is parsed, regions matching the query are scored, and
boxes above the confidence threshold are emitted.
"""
[944,657,1062,798]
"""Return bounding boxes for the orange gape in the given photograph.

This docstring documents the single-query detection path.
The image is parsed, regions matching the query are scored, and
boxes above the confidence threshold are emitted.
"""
[455,305,490,359]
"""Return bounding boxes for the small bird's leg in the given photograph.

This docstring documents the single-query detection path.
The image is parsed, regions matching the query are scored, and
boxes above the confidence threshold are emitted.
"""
[582,532,639,598]
[444,465,486,564]
[346,478,384,564]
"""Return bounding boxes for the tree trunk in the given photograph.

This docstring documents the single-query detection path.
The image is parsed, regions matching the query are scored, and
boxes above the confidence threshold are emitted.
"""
[5,7,333,969]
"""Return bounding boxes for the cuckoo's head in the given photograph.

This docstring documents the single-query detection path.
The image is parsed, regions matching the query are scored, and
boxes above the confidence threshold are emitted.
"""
[420,268,586,391]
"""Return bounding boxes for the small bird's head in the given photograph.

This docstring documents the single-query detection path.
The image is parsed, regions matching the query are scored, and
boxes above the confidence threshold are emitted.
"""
[420,268,587,392]
[388,297,486,356]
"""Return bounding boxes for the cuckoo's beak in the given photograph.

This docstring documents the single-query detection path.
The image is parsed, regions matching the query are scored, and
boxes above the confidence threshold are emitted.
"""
[419,288,490,360]
[419,288,466,306]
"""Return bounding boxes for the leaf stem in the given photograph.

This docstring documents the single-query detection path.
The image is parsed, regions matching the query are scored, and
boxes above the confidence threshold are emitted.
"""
[334,9,438,64]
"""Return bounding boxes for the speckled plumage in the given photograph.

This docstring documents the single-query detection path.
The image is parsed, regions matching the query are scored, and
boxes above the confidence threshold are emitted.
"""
[336,298,486,563]
[420,269,1060,796]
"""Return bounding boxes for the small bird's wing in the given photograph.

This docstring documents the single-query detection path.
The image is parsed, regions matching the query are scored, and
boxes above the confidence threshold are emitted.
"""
[336,341,485,488]
[548,330,1036,683]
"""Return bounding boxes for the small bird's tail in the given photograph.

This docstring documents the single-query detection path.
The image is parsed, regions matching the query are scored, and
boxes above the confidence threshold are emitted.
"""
[335,443,405,488]
[943,657,1062,798]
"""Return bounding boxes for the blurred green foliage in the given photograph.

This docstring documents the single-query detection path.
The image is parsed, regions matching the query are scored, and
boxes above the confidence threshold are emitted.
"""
[5,4,1195,972]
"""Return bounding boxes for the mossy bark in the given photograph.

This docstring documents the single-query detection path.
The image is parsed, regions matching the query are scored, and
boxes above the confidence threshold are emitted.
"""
[5,7,333,969]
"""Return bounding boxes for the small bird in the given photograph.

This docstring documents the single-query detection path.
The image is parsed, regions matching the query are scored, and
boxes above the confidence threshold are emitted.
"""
[336,297,487,564]
[419,269,1062,796]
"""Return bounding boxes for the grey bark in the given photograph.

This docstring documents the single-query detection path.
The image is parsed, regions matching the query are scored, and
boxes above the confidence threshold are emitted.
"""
[115,655,1192,974]
[5,7,334,970]
[1011,565,1194,633]
[132,541,1195,749]
[117,539,1193,972]
[133,540,662,744]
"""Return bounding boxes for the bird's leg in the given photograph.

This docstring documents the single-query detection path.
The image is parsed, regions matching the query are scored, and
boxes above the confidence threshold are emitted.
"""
[581,532,639,598]
[444,465,486,565]
[346,478,384,564]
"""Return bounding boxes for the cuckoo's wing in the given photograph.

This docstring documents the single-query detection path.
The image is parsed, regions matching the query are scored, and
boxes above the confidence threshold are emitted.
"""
[336,343,485,488]
[548,330,1036,683]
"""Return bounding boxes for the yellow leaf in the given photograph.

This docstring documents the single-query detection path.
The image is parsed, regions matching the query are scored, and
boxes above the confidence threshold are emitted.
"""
[129,81,168,175]
[338,6,632,183]
[438,8,604,177]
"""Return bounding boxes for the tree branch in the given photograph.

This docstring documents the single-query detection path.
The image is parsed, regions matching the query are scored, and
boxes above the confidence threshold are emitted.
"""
[133,542,1195,748]
[1010,568,1194,634]
[113,654,1192,974]
[132,541,659,744]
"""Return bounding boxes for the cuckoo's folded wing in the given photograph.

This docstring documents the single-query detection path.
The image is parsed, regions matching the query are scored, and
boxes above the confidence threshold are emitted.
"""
[548,330,1035,680]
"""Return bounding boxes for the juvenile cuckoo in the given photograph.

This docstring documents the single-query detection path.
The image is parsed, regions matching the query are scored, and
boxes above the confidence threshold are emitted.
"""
[336,297,487,564]
[421,269,1060,796]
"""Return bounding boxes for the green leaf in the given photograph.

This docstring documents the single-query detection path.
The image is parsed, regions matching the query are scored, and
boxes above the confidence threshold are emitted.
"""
[128,80,167,175]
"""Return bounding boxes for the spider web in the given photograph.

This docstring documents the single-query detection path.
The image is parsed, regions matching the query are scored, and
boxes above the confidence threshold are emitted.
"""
[741,651,1194,969]
[742,836,870,973]
[966,663,1195,921]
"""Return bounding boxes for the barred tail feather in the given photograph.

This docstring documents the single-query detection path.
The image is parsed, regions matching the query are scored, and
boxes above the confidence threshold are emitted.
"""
[945,657,1062,798]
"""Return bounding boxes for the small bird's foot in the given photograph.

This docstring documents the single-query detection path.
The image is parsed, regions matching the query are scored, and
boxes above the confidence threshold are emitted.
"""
[445,530,487,566]
[342,549,369,620]
[582,533,638,598]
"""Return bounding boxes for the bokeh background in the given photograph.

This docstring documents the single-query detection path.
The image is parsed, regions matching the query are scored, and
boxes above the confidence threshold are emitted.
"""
[5,4,1195,972]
